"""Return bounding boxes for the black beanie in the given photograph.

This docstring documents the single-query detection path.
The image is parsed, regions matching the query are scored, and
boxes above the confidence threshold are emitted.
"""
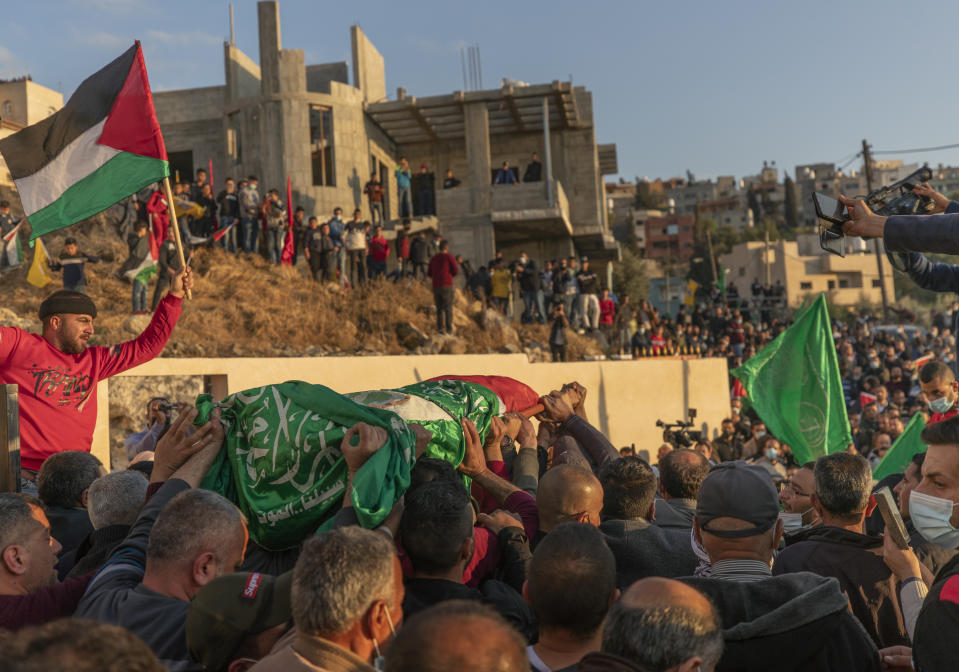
[38,290,98,320]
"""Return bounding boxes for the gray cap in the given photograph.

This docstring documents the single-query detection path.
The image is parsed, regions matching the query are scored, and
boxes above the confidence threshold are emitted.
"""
[696,461,779,538]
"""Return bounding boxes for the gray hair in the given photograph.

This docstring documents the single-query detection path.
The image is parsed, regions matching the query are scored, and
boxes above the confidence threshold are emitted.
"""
[813,452,872,519]
[0,493,43,552]
[293,526,396,636]
[145,490,246,568]
[87,471,148,529]
[602,600,724,671]
[37,451,103,508]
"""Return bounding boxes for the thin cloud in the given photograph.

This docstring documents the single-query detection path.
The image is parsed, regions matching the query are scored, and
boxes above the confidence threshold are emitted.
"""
[74,30,133,51]
[0,45,27,79]
[145,29,222,48]
[67,0,148,14]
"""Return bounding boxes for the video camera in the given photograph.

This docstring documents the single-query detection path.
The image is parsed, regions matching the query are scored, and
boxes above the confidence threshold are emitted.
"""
[656,408,702,449]
[812,165,935,257]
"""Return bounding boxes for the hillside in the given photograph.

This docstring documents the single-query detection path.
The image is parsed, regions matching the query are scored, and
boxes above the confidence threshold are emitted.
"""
[0,209,602,361]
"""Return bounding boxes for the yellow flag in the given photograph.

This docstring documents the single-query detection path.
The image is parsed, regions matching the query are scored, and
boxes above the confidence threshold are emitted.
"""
[685,279,699,306]
[27,237,54,288]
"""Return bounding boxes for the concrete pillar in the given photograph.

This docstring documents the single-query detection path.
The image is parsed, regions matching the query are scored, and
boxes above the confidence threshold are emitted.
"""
[92,380,111,470]
[257,1,281,95]
[464,102,491,213]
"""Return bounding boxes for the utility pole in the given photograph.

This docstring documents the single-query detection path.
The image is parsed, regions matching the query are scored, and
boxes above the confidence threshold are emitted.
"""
[705,228,723,306]
[862,139,890,319]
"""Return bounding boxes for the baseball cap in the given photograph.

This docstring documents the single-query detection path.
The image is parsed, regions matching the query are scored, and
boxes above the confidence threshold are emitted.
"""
[696,461,780,538]
[186,571,292,672]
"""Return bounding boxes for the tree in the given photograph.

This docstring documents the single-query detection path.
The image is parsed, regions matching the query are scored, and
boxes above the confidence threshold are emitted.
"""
[634,181,665,209]
[784,175,798,231]
[612,247,649,301]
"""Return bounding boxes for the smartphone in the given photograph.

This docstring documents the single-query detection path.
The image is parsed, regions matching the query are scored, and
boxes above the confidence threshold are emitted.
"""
[812,192,849,225]
[874,486,911,550]
[812,192,848,258]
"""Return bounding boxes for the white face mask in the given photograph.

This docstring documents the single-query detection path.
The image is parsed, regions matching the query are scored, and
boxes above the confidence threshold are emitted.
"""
[372,604,397,671]
[910,490,959,549]
[779,511,804,533]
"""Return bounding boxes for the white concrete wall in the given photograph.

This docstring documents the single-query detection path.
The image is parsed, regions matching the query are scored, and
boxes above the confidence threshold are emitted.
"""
[93,354,731,468]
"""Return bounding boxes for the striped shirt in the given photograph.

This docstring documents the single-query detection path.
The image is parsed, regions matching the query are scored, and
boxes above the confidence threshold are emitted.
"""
[710,559,772,582]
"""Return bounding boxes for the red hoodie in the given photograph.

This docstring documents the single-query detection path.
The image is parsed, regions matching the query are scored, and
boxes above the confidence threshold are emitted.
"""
[0,294,182,471]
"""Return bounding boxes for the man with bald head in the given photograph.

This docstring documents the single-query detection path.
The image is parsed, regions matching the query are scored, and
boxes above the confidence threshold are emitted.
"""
[654,449,710,530]
[533,464,603,549]
[579,577,723,672]
[385,600,528,672]
[683,462,880,671]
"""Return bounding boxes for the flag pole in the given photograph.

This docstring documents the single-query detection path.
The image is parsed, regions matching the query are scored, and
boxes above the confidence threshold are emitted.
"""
[162,176,192,300]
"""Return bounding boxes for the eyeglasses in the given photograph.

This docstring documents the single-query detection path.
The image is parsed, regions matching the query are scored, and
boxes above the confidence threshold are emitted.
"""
[781,482,811,498]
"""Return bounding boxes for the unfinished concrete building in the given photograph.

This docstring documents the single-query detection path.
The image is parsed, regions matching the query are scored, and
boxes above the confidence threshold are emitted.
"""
[153,1,619,267]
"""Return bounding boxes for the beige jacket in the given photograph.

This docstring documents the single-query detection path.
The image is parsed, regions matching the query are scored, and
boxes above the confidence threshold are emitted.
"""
[249,631,376,672]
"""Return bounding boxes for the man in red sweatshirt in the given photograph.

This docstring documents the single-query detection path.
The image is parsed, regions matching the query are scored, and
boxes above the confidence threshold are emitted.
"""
[0,267,193,487]
[427,239,459,334]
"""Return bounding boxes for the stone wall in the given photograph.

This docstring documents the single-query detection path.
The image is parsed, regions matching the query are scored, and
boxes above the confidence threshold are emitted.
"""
[94,354,731,468]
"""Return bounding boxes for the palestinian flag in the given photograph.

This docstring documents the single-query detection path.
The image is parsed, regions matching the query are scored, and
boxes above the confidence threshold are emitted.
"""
[0,42,168,242]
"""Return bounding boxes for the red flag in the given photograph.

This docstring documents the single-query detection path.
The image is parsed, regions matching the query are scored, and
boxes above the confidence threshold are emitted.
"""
[427,375,540,413]
[281,175,295,265]
[212,219,235,242]
[208,158,218,232]
[731,378,746,400]
[148,229,159,260]
[860,391,877,408]
[913,353,935,371]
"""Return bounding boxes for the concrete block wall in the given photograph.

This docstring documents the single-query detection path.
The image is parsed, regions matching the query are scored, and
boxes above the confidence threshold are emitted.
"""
[154,87,226,124]
[350,26,387,103]
[306,63,348,94]
[224,45,261,101]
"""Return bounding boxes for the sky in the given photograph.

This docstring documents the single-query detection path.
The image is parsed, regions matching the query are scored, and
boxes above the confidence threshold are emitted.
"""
[4,0,959,184]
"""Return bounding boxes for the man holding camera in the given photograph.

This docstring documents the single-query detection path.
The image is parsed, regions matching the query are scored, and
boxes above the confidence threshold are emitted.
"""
[123,397,174,462]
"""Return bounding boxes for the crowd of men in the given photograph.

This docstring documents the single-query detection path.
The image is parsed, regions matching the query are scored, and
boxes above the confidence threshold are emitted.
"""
[5,368,959,671]
[1,248,959,670]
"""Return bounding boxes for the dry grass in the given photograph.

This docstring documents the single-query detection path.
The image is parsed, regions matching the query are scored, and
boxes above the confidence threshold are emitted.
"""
[0,212,599,358]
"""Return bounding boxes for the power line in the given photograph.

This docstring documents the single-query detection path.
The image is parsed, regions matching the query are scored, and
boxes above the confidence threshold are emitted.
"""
[871,142,959,156]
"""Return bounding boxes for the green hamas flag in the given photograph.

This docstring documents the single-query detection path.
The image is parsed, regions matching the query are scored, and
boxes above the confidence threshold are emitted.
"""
[731,293,851,465]
[197,381,416,550]
[347,379,502,469]
[873,413,926,481]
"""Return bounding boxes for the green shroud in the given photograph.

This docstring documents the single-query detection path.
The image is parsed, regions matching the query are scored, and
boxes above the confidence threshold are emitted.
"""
[346,379,502,469]
[873,412,926,481]
[731,293,852,465]
[197,381,416,550]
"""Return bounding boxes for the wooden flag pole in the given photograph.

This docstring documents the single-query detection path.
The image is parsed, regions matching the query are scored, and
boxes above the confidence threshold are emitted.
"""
[162,176,192,300]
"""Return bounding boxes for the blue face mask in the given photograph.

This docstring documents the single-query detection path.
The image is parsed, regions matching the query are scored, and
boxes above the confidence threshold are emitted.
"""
[931,395,955,415]
[765,448,779,461]
[910,490,959,549]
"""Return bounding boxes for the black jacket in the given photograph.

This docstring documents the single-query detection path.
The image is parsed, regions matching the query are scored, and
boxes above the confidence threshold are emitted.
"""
[600,517,698,589]
[652,498,696,530]
[410,237,430,264]
[403,577,535,642]
[914,553,959,672]
[772,525,908,649]
[683,572,880,672]
[64,524,131,579]
[47,507,93,562]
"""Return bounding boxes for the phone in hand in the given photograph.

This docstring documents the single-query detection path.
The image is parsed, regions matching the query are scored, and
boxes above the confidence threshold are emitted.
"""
[874,486,911,550]
[812,192,849,257]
